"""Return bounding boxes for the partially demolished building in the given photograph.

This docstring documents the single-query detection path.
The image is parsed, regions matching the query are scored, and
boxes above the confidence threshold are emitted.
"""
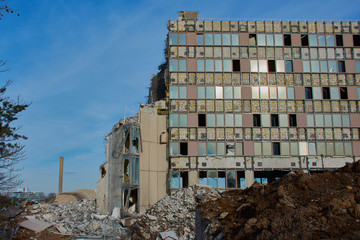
[97,11,360,215]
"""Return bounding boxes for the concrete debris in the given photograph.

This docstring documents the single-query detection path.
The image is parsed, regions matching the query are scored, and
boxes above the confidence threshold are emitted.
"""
[28,199,126,238]
[128,185,221,239]
[112,207,120,219]
[0,206,22,219]
[158,230,178,240]
[18,219,52,232]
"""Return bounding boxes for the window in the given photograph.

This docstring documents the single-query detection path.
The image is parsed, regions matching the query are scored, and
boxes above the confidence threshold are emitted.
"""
[169,59,178,72]
[305,87,313,99]
[287,87,295,99]
[206,114,215,127]
[169,33,177,45]
[289,114,297,127]
[336,35,343,46]
[231,34,239,45]
[198,114,206,126]
[313,87,322,99]
[323,87,330,99]
[271,114,279,127]
[303,61,310,72]
[354,35,360,46]
[253,114,261,126]
[205,60,214,72]
[197,34,203,45]
[233,60,240,72]
[268,60,276,72]
[170,142,179,156]
[301,34,309,46]
[259,60,268,72]
[284,34,291,46]
[285,60,293,72]
[214,34,221,45]
[273,142,280,155]
[279,114,288,127]
[197,60,204,72]
[215,60,222,72]
[223,60,232,72]
[309,35,317,46]
[215,86,223,99]
[338,61,346,72]
[169,86,178,99]
[311,61,319,73]
[326,35,335,46]
[250,60,258,72]
[179,86,187,99]
[328,61,337,72]
[178,34,186,45]
[204,34,213,45]
[206,86,214,98]
[318,35,325,46]
[224,87,233,99]
[257,34,266,46]
[180,143,188,155]
[266,34,274,46]
[198,86,205,98]
[356,61,360,73]
[340,87,348,99]
[249,34,257,46]
[179,114,187,127]
[223,34,231,45]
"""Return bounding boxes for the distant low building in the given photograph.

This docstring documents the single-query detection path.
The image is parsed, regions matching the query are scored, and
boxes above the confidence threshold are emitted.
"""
[2,188,45,202]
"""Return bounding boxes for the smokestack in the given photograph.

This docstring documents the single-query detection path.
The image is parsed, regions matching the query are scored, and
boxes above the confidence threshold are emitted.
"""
[59,156,64,194]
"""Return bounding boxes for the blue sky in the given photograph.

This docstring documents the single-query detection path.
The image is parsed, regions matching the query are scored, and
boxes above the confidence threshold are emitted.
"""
[0,0,359,194]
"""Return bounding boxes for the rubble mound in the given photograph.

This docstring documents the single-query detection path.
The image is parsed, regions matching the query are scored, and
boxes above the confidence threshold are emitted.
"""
[198,162,360,240]
[28,199,126,238]
[129,185,221,239]
[54,189,96,203]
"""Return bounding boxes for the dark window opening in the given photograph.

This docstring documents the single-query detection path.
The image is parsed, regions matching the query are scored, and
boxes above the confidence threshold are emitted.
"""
[340,87,348,99]
[233,60,240,72]
[249,34,257,46]
[323,87,330,99]
[218,171,226,188]
[305,87,313,99]
[271,114,279,127]
[338,61,346,72]
[198,114,206,126]
[354,35,360,46]
[180,172,189,188]
[101,167,106,178]
[180,142,188,155]
[289,114,297,127]
[273,142,280,155]
[285,60,293,72]
[336,35,343,46]
[301,34,309,46]
[284,34,292,46]
[268,60,276,72]
[253,114,261,127]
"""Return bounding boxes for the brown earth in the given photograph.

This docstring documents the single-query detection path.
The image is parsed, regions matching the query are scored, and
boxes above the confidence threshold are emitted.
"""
[54,189,96,203]
[198,162,360,240]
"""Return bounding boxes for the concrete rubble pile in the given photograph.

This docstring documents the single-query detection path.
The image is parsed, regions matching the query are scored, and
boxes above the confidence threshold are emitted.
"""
[128,185,221,239]
[28,199,126,238]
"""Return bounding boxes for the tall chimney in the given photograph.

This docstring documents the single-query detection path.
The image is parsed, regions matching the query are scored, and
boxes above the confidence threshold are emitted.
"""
[59,156,64,194]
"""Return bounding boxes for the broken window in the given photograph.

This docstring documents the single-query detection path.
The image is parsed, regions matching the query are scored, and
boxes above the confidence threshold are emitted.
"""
[249,34,257,46]
[285,60,293,72]
[232,60,240,72]
[180,142,188,155]
[180,172,188,188]
[227,171,236,188]
[354,35,360,46]
[124,159,130,183]
[273,142,280,155]
[226,143,235,155]
[131,158,139,184]
[305,87,313,99]
[268,60,276,72]
[253,114,261,126]
[171,171,180,188]
[199,171,207,185]
[271,114,279,127]
[131,127,140,154]
[338,61,346,72]
[301,34,309,46]
[323,87,330,99]
[289,114,297,127]
[170,142,179,156]
[340,87,348,99]
[198,114,206,126]
[237,171,246,189]
[101,167,106,178]
[218,171,226,188]
[284,34,291,46]
[123,129,130,154]
[208,171,217,188]
[336,35,343,46]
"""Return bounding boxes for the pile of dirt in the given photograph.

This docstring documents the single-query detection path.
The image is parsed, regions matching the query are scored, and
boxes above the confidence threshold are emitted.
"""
[54,189,96,203]
[197,162,360,239]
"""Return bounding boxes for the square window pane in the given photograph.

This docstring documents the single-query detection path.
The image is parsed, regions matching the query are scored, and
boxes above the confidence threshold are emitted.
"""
[311,61,319,73]
[198,87,205,99]
[257,34,266,46]
[342,115,350,127]
[263,142,271,155]
[252,87,259,98]
[234,87,241,99]
[197,60,204,72]
[170,114,179,127]
[232,34,239,45]
[326,142,334,155]
[206,60,214,72]
[278,87,286,99]
[317,142,326,155]
[280,142,289,155]
[309,143,316,155]
[169,33,177,45]
[275,34,283,46]
[261,114,270,127]
[179,114,187,127]
[324,114,332,127]
[234,114,242,127]
[217,143,225,155]
[260,86,269,99]
[333,114,341,127]
[335,142,344,155]
[206,86,215,99]
[216,86,223,99]
[276,60,285,72]
[318,35,325,46]
[315,114,324,127]
[270,87,277,99]
[179,60,186,71]
[197,34,203,45]
[303,61,310,72]
[215,60,222,72]
[223,34,230,45]
[266,35,274,46]
[205,34,213,45]
[330,87,339,99]
[169,59,178,72]
[299,142,309,155]
[225,114,234,127]
[208,142,216,155]
[320,61,328,72]
[170,142,179,156]
[307,115,314,127]
[223,60,232,72]
[251,60,258,72]
[259,60,268,72]
[287,87,294,99]
[235,143,243,155]
[179,86,187,99]
[290,142,298,155]
[199,143,206,155]
[309,35,318,46]
[207,114,215,127]
[217,114,224,126]
[254,143,262,155]
[328,61,337,72]
[279,114,288,127]
[179,33,186,45]
[326,35,335,46]
[345,143,352,155]
[224,87,233,99]
[313,87,322,99]
[169,86,178,99]
[214,34,221,45]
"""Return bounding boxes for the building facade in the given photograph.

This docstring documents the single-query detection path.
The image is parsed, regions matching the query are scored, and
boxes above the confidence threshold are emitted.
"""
[167,12,360,191]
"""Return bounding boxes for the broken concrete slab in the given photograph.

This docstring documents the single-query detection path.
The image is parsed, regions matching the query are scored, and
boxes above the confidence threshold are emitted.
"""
[159,230,178,240]
[18,219,52,232]
[0,206,22,219]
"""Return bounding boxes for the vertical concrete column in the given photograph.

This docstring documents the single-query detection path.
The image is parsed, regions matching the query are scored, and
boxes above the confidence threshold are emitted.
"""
[245,169,254,188]
[188,170,198,186]
[59,156,64,194]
